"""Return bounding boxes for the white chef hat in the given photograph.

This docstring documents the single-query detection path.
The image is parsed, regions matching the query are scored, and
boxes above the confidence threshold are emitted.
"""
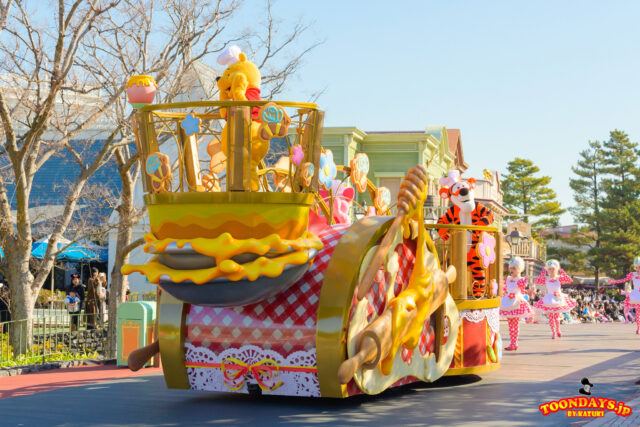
[509,256,525,273]
[546,259,560,271]
[439,169,461,188]
[217,45,242,66]
[634,257,640,267]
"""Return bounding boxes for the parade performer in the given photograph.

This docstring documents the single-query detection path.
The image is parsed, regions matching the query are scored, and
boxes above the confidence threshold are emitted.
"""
[533,260,575,339]
[499,257,532,351]
[437,170,494,298]
[608,257,640,334]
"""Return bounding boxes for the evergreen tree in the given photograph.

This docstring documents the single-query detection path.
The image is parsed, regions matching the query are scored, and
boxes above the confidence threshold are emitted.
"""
[569,141,605,289]
[599,130,640,277]
[501,158,565,233]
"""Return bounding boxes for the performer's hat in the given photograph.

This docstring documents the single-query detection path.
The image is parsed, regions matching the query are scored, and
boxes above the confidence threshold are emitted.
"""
[634,257,640,267]
[545,259,560,270]
[439,170,461,188]
[217,45,242,66]
[579,377,594,395]
[509,256,525,273]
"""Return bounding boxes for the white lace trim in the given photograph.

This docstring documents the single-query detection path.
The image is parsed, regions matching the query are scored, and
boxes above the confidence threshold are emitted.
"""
[184,343,320,397]
[460,307,500,334]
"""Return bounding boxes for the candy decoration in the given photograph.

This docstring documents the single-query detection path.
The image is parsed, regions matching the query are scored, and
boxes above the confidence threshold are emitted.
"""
[374,187,391,214]
[146,152,172,193]
[300,162,314,187]
[486,345,497,363]
[454,324,463,368]
[181,114,201,136]
[350,153,369,193]
[126,75,156,108]
[257,102,291,141]
[493,333,501,361]
[442,315,450,345]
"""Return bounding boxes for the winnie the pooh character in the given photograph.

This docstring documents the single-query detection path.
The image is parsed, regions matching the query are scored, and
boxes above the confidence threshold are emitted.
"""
[210,46,289,190]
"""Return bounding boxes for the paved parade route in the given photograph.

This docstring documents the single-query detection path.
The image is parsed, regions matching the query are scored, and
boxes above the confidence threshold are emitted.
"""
[0,322,638,426]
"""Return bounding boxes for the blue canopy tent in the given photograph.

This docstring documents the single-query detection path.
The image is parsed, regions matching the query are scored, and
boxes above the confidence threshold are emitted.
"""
[0,245,3,262]
[31,236,108,300]
[31,237,107,262]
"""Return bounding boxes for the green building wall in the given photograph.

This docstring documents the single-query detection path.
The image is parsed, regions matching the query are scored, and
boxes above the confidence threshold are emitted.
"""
[320,126,456,208]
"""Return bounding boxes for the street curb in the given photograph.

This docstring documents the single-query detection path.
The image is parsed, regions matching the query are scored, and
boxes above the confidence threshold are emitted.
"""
[0,358,116,377]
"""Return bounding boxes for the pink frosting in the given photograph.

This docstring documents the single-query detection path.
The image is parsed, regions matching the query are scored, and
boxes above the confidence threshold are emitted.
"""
[127,84,156,104]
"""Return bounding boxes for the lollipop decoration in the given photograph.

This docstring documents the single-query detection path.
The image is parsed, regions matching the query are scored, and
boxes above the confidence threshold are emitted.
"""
[126,75,157,108]
[300,162,315,187]
[146,152,172,193]
[257,102,291,141]
[318,149,337,189]
[350,153,369,193]
[374,186,391,214]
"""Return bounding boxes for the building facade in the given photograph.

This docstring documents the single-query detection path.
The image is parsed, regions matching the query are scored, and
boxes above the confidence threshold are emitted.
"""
[321,126,458,213]
[504,221,546,278]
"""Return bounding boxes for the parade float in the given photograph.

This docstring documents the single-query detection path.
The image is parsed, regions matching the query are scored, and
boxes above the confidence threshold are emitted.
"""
[122,47,504,398]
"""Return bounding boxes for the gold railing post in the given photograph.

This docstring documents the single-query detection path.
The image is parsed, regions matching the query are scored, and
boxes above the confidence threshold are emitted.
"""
[451,230,468,300]
[132,112,155,193]
[178,128,201,191]
[228,106,250,191]
[495,231,504,296]
[291,109,324,192]
[310,111,325,190]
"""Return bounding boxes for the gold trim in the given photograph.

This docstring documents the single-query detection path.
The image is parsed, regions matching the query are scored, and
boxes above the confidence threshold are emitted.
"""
[158,291,189,389]
[444,362,500,376]
[145,191,314,206]
[425,224,498,232]
[455,298,501,310]
[139,100,318,112]
[316,216,394,398]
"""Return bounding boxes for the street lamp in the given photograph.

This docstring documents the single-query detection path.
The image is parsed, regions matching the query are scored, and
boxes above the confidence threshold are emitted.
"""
[424,195,439,240]
[505,228,529,271]
[506,228,527,252]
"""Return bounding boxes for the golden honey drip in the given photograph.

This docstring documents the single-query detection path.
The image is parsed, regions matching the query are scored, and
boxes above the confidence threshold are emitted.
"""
[380,186,434,376]
[126,75,156,88]
[122,248,312,284]
[143,231,323,264]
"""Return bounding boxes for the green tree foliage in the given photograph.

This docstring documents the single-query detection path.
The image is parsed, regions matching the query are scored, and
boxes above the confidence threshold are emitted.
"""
[501,158,565,233]
[568,141,605,287]
[545,228,595,276]
[599,130,640,277]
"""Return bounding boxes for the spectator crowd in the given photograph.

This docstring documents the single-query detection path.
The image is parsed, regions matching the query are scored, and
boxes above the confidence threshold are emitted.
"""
[528,286,632,324]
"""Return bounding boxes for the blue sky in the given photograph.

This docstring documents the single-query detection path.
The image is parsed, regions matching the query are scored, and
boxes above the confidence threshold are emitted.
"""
[28,1,640,225]
[266,0,640,225]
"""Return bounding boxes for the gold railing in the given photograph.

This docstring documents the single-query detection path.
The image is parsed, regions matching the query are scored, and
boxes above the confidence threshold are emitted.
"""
[132,101,322,194]
[427,224,504,300]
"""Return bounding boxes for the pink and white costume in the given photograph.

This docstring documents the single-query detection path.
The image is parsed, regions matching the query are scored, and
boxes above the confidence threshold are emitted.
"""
[500,257,532,350]
[500,276,532,318]
[533,260,575,339]
[608,257,640,334]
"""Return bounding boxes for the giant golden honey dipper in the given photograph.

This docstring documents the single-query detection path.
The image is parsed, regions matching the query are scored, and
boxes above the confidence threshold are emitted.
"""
[355,165,429,300]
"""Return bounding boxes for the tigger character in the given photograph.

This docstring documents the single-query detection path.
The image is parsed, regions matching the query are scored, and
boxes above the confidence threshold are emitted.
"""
[437,169,494,298]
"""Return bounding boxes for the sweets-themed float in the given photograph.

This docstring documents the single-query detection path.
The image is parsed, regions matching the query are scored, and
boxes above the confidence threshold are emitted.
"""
[122,47,504,398]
